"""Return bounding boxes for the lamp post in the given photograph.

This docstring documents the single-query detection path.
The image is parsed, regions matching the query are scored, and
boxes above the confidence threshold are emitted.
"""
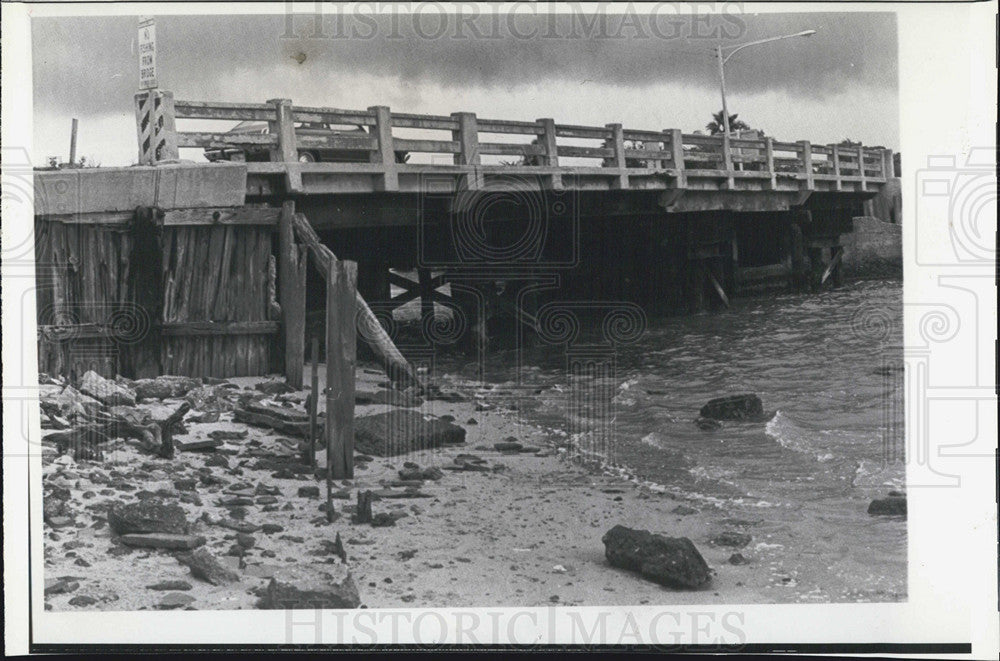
[715,30,816,136]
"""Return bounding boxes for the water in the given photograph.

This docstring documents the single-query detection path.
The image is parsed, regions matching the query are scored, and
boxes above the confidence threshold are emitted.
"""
[437,279,906,601]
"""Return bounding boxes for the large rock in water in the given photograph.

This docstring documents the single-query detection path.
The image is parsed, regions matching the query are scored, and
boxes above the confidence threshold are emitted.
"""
[258,564,360,609]
[354,410,466,457]
[868,496,906,516]
[602,525,711,590]
[108,500,189,535]
[79,370,137,407]
[699,394,763,421]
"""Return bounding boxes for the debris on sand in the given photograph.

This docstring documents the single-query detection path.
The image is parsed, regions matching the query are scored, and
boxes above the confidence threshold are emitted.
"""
[602,525,711,590]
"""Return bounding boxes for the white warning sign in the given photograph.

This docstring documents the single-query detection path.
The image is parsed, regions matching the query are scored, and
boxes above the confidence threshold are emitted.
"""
[138,17,157,90]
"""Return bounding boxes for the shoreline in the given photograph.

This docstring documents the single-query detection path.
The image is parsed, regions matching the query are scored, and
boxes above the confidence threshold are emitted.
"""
[41,365,904,611]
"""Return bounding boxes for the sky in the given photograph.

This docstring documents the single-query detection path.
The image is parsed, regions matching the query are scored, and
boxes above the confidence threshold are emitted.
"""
[30,8,898,166]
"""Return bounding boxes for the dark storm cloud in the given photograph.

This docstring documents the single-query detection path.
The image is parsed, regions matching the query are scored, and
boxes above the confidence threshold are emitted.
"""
[32,9,896,116]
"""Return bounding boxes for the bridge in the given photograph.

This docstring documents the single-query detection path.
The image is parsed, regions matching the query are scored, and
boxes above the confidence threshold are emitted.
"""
[32,89,896,384]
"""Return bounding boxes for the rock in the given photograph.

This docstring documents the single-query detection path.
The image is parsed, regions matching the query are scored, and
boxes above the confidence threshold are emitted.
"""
[255,380,296,395]
[368,390,423,408]
[671,505,699,515]
[174,438,223,452]
[699,394,764,421]
[494,440,523,453]
[185,386,237,413]
[298,486,320,498]
[601,525,711,590]
[398,466,444,481]
[188,411,221,424]
[133,376,201,401]
[79,370,136,406]
[353,410,466,457]
[146,580,193,591]
[236,533,257,549]
[157,592,196,610]
[709,532,752,548]
[44,578,81,595]
[108,501,189,535]
[868,496,906,516]
[370,513,396,527]
[261,524,284,534]
[728,553,749,565]
[258,564,360,609]
[68,595,98,607]
[120,533,207,550]
[695,417,722,431]
[209,429,248,442]
[176,548,240,585]
[466,418,478,425]
[203,454,229,468]
[44,385,103,419]
[173,479,197,492]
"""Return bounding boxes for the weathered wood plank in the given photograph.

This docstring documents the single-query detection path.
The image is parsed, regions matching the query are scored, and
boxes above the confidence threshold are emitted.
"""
[326,258,357,481]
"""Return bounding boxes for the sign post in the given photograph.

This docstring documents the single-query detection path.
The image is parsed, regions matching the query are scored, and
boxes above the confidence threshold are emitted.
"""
[138,17,157,90]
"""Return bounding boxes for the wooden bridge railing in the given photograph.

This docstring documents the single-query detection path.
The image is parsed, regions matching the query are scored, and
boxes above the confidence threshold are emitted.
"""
[136,90,894,193]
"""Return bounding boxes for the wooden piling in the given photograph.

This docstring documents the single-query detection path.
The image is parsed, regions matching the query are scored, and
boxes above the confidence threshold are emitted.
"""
[325,258,357,488]
[279,201,307,388]
[306,336,319,467]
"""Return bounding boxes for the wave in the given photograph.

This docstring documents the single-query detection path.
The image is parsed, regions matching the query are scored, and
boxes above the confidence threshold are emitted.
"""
[765,410,830,461]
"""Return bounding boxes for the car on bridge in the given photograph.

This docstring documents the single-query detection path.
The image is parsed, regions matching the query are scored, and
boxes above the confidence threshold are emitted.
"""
[203,121,409,164]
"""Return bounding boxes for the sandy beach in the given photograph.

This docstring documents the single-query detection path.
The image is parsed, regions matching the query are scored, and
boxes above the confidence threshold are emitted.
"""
[41,361,902,612]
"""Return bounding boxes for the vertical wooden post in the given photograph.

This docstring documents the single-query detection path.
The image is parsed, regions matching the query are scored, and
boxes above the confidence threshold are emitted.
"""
[368,106,399,192]
[268,98,300,192]
[764,137,776,190]
[668,129,686,187]
[451,112,481,190]
[69,118,79,166]
[799,140,814,190]
[306,337,319,467]
[326,258,357,484]
[857,145,868,192]
[721,132,735,189]
[536,118,561,189]
[604,123,628,189]
[831,144,843,191]
[279,201,306,388]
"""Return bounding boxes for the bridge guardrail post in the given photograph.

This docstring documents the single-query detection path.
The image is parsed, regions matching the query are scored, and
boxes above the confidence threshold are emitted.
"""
[799,140,814,191]
[857,145,868,191]
[722,132,735,189]
[134,89,179,165]
[831,144,843,191]
[268,98,301,192]
[605,123,628,189]
[667,129,686,188]
[451,112,481,190]
[369,106,399,192]
[764,137,776,190]
[536,117,562,190]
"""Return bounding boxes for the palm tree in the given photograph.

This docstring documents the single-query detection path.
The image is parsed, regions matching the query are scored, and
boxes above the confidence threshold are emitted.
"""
[706,110,750,135]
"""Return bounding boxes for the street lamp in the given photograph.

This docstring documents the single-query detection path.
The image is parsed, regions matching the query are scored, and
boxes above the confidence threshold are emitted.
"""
[715,30,817,136]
